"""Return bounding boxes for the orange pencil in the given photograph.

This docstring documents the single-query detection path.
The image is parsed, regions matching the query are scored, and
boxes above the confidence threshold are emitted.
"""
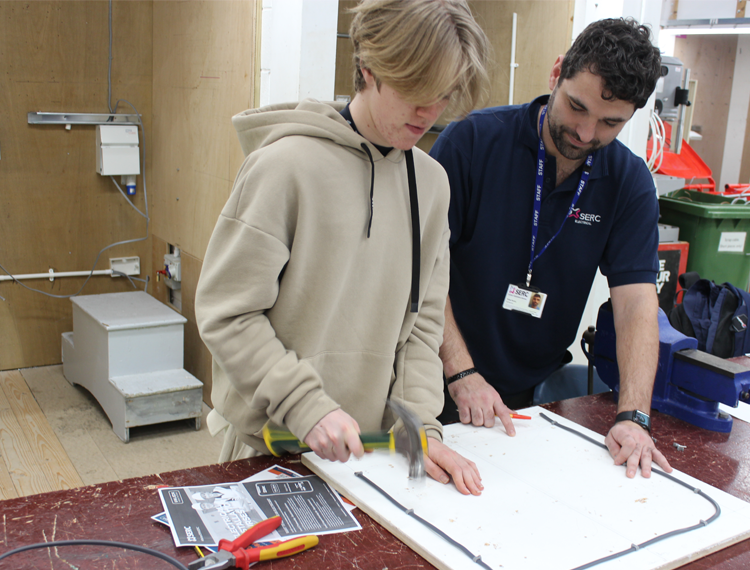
[509,413,531,420]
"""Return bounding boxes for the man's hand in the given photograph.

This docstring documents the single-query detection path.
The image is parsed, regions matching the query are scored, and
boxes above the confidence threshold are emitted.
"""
[440,295,515,434]
[425,437,483,496]
[604,421,672,478]
[304,409,364,463]
[447,373,516,435]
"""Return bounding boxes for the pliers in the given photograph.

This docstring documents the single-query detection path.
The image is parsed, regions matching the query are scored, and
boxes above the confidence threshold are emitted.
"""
[188,515,318,570]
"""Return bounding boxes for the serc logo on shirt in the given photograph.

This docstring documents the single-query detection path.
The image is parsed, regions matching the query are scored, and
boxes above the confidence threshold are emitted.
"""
[568,208,601,226]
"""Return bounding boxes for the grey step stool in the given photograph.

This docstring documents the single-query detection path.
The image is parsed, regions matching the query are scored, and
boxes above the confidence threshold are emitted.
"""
[62,291,203,443]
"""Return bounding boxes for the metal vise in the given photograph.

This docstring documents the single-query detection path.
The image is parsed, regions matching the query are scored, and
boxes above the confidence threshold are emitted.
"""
[592,301,750,433]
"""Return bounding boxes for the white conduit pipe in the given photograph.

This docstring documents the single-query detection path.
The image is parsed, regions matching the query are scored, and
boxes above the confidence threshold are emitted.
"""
[0,269,114,282]
[509,13,519,105]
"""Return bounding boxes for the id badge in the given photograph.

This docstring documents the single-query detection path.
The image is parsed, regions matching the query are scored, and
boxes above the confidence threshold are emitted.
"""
[502,284,547,318]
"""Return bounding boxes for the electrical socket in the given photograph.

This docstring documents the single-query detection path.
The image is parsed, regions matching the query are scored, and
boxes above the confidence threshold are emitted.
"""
[110,256,140,277]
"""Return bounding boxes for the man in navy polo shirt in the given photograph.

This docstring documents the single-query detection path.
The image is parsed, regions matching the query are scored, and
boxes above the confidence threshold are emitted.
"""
[430,18,673,478]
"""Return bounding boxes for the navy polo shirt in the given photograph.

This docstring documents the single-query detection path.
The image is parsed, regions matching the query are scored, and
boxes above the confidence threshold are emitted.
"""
[430,95,659,395]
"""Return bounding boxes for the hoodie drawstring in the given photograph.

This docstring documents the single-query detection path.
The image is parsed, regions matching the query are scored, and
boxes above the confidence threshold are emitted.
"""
[361,143,421,314]
[361,143,375,238]
[404,150,421,313]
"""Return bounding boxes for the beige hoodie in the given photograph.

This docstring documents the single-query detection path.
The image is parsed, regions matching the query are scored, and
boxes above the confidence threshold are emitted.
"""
[195,99,450,453]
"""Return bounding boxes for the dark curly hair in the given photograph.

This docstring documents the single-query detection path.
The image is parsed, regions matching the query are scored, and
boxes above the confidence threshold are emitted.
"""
[559,18,661,110]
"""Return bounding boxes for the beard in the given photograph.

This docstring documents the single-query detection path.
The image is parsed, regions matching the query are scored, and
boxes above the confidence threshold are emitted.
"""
[546,89,604,161]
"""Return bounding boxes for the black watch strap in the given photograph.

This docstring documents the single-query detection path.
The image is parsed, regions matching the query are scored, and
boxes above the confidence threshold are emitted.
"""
[615,410,651,432]
[445,368,477,385]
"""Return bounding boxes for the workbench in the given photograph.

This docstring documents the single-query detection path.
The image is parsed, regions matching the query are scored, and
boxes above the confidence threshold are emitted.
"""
[1,393,748,570]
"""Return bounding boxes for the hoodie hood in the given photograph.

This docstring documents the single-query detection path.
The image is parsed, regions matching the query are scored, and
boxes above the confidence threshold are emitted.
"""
[233,98,422,314]
[232,99,389,160]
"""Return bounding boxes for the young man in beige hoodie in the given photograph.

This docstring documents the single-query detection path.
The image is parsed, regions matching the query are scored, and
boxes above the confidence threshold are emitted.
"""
[195,0,490,495]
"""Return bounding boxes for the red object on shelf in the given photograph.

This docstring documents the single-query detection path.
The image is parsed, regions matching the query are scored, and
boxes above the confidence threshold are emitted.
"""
[647,121,716,192]
[657,241,689,314]
[725,183,750,195]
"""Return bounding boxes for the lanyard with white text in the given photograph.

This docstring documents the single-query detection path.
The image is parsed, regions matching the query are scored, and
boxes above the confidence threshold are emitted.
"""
[527,105,594,287]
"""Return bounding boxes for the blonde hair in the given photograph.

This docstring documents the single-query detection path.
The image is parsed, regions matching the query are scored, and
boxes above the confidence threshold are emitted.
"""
[350,0,490,118]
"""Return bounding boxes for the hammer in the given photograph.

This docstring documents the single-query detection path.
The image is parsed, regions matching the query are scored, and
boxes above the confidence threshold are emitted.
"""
[262,399,427,480]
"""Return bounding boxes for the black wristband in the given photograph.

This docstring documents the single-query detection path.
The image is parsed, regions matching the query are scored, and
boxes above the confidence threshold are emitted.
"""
[615,410,651,433]
[446,368,478,385]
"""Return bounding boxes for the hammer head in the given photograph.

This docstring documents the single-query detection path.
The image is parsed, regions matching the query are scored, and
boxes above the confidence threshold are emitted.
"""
[388,399,428,481]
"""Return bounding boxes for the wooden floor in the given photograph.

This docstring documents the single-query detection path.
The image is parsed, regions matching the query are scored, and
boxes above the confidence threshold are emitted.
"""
[0,365,223,500]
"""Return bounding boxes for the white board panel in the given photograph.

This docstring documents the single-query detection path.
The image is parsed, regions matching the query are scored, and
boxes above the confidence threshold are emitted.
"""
[720,401,750,424]
[303,407,750,570]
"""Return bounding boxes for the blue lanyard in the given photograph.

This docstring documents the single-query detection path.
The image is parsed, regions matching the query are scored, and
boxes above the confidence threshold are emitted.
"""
[527,105,594,287]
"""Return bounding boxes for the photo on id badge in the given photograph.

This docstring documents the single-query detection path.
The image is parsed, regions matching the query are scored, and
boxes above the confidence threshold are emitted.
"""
[502,284,547,318]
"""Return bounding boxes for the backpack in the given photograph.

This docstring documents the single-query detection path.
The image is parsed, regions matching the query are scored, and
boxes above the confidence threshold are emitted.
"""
[669,272,750,358]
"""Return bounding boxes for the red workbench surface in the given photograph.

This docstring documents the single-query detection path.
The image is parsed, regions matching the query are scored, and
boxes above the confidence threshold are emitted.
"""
[1,393,749,569]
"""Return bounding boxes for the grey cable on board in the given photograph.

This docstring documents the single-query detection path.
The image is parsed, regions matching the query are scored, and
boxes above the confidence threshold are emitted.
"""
[538,412,721,570]
[354,471,493,570]
[351,413,721,570]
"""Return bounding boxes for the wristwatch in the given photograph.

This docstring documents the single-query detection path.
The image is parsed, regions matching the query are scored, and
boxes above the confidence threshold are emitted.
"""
[615,410,651,433]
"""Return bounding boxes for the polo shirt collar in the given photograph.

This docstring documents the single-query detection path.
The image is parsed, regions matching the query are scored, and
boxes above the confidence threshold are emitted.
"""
[519,95,608,181]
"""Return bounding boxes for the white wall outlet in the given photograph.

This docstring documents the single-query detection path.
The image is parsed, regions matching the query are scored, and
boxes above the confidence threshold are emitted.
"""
[110,256,140,276]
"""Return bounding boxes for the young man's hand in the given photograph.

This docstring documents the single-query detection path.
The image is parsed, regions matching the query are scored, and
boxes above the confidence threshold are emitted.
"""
[424,437,483,496]
[304,409,364,462]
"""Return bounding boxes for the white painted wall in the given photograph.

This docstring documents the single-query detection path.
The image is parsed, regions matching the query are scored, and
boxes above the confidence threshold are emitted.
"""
[719,36,750,191]
[259,0,339,106]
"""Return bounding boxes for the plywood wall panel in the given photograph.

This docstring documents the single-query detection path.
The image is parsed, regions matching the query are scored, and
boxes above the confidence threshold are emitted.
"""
[151,0,256,261]
[0,1,152,370]
[674,35,738,187]
[334,0,358,103]
[470,0,574,109]
[150,92,237,259]
[149,2,258,398]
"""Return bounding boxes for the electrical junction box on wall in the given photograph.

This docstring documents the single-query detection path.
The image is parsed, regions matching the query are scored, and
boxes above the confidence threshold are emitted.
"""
[164,253,181,283]
[96,125,140,176]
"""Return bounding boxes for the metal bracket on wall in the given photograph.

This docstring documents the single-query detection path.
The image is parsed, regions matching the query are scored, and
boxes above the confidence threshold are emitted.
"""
[27,112,139,126]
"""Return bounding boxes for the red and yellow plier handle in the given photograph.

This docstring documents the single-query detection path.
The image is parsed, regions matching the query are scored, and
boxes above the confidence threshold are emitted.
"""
[189,516,318,570]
